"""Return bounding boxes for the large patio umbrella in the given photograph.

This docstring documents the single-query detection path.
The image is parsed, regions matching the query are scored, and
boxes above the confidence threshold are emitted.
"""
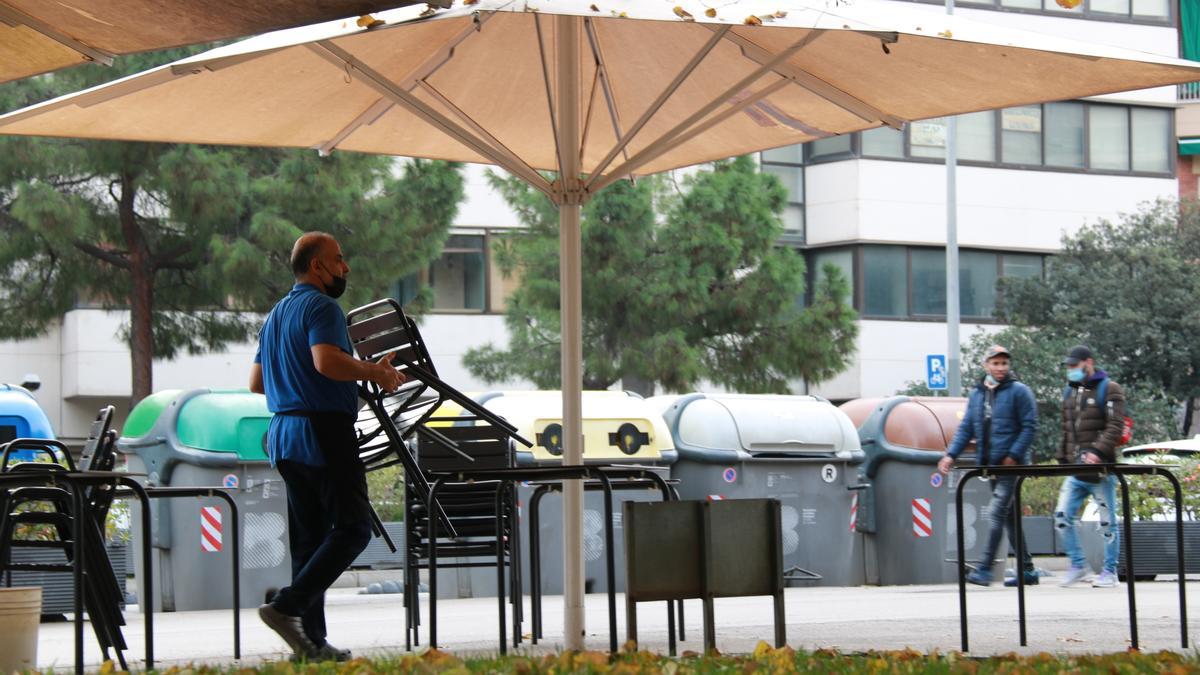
[0,0,439,84]
[2,0,1199,650]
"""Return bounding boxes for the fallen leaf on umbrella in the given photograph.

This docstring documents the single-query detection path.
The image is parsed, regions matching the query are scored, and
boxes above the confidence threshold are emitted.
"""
[589,3,600,9]
[744,14,762,24]
[356,14,383,27]
[674,6,695,20]
[938,29,953,37]
[419,4,437,16]
[610,10,628,17]
[705,7,717,17]
[774,10,788,18]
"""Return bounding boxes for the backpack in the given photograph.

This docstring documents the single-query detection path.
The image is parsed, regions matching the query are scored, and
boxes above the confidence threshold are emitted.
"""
[1063,377,1134,447]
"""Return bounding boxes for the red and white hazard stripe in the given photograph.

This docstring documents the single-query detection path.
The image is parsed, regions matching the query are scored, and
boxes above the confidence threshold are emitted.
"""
[201,506,223,552]
[849,493,858,533]
[707,495,725,501]
[912,498,932,537]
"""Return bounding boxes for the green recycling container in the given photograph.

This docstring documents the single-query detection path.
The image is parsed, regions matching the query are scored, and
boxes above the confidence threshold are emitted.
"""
[118,389,288,611]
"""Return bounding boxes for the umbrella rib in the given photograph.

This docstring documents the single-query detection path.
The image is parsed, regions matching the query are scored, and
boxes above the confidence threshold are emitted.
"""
[590,32,822,193]
[578,62,602,166]
[583,18,630,170]
[712,27,904,129]
[416,80,555,197]
[308,41,550,195]
[625,77,793,174]
[316,98,393,156]
[0,2,114,66]
[534,15,566,183]
[583,24,730,190]
[314,14,491,157]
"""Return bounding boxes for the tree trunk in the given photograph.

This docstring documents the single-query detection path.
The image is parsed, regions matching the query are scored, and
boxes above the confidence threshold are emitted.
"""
[1184,397,1197,437]
[119,174,154,405]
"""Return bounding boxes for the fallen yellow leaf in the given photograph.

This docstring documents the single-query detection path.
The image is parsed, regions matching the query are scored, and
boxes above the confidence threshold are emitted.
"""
[744,14,762,25]
[705,7,717,17]
[674,6,695,20]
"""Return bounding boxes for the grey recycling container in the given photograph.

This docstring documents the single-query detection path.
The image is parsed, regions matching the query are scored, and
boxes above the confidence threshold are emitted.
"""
[839,396,993,586]
[650,393,865,587]
[426,390,676,598]
[117,388,289,611]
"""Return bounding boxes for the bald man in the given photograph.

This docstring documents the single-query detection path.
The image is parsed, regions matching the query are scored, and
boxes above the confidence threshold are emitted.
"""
[250,232,402,661]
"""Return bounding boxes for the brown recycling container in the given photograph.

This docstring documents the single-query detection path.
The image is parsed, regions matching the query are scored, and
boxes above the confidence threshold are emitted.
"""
[839,396,996,585]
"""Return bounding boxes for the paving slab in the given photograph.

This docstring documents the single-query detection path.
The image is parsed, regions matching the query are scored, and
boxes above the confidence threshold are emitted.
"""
[34,578,1198,672]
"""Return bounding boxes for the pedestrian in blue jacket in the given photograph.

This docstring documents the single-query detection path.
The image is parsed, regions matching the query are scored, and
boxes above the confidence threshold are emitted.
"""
[937,344,1039,586]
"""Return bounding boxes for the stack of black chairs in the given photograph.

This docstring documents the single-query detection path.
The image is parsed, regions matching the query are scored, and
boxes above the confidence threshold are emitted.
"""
[0,406,130,669]
[346,299,532,650]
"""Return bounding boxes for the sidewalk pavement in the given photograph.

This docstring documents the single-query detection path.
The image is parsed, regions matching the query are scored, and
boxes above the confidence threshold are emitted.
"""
[36,576,1197,672]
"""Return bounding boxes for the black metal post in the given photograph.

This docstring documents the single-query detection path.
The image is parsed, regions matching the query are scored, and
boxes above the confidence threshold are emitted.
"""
[495,481,507,655]
[1116,473,1138,650]
[529,485,548,642]
[955,469,969,652]
[1014,475,1027,646]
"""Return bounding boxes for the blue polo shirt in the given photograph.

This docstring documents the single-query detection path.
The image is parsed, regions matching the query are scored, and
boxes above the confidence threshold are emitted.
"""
[254,283,358,466]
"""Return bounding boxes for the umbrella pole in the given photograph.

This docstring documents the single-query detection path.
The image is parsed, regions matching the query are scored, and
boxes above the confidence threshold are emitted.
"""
[556,14,587,652]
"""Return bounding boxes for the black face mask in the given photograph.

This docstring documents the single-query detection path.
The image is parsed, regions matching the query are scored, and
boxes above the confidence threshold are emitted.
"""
[325,273,347,299]
[319,263,347,299]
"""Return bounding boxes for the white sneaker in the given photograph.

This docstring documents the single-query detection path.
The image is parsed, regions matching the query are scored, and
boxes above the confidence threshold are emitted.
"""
[1092,570,1118,588]
[1060,565,1093,587]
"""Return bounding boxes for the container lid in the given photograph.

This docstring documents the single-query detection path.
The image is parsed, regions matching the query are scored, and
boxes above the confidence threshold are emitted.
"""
[176,390,271,460]
[840,396,972,454]
[481,390,674,463]
[122,389,183,438]
[675,394,860,457]
[0,385,54,440]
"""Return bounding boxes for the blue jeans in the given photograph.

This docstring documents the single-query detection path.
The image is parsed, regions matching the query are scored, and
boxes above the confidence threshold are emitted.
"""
[1055,475,1120,574]
[978,476,1034,575]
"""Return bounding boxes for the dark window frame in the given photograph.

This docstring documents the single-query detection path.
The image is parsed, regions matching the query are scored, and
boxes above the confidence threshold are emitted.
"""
[904,0,1172,26]
[806,244,1048,323]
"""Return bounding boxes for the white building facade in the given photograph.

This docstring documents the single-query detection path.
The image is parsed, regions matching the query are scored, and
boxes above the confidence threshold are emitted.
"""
[1,0,1188,441]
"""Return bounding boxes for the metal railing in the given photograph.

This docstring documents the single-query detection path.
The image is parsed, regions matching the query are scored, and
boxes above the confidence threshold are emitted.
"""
[1179,81,1200,102]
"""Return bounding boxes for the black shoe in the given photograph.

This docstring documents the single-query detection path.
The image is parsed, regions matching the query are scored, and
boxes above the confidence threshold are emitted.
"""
[258,603,320,658]
[1003,571,1039,587]
[291,642,352,662]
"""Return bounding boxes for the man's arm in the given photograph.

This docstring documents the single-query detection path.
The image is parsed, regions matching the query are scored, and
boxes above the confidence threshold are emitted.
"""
[249,363,264,394]
[1007,385,1039,464]
[939,397,977,473]
[311,344,403,391]
[1093,380,1126,461]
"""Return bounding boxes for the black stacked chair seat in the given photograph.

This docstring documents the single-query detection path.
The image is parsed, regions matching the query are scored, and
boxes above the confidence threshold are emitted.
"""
[0,406,130,669]
[345,299,532,651]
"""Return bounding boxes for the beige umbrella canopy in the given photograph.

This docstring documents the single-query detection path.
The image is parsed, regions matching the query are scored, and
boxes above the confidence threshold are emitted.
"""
[0,0,438,84]
[3,0,1199,651]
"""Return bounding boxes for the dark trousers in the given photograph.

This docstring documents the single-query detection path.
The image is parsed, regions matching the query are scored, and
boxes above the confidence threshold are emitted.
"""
[272,457,372,645]
[979,475,1035,574]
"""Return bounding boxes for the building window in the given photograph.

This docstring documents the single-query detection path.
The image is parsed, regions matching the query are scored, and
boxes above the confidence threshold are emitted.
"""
[760,145,805,242]
[394,232,495,313]
[807,135,853,161]
[1089,105,1130,171]
[852,245,1044,321]
[1001,106,1042,165]
[863,246,908,317]
[810,248,855,306]
[1131,107,1171,173]
[910,248,947,316]
[897,0,1169,23]
[850,101,1171,177]
[1045,102,1085,168]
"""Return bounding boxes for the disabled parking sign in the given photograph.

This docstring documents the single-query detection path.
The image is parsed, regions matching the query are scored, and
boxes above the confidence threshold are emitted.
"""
[926,354,948,390]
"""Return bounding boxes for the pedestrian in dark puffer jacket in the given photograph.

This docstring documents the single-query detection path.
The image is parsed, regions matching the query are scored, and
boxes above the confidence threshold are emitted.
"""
[938,344,1039,587]
[1055,345,1126,589]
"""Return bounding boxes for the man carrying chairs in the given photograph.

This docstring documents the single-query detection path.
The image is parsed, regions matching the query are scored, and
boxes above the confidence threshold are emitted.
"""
[250,231,404,662]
